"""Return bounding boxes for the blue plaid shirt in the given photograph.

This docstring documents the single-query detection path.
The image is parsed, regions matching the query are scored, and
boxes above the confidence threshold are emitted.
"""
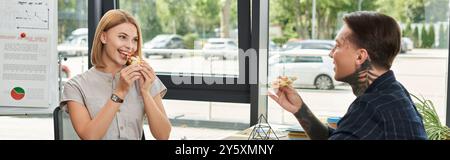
[328,70,427,140]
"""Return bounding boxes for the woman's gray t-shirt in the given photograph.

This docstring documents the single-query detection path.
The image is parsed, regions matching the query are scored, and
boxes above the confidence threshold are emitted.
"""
[60,67,167,140]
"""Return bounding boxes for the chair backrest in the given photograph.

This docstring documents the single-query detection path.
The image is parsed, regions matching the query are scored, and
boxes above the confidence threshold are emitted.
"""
[53,106,80,140]
[53,106,146,140]
[53,106,61,140]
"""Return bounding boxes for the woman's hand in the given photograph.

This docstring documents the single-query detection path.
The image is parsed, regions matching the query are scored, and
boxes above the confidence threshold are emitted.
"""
[268,86,304,114]
[138,61,156,95]
[115,64,142,98]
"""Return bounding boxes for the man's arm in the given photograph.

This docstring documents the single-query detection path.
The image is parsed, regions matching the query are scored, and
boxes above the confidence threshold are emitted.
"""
[293,103,330,140]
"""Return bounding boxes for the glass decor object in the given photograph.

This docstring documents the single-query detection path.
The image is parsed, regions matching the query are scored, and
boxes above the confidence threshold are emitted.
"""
[248,114,279,140]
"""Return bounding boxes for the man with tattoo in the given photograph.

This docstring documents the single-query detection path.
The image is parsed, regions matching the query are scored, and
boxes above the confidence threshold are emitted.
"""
[269,11,427,140]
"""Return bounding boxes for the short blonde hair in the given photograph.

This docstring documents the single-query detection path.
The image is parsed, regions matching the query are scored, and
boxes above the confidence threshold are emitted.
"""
[91,9,143,68]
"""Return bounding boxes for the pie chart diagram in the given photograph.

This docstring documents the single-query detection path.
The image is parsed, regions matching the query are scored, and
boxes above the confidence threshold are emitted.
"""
[11,87,25,100]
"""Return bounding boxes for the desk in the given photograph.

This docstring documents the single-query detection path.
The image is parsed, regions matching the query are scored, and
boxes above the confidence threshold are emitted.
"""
[222,124,309,140]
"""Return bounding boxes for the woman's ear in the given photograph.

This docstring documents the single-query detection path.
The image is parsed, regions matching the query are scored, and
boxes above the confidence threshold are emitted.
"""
[356,49,369,65]
[100,32,107,44]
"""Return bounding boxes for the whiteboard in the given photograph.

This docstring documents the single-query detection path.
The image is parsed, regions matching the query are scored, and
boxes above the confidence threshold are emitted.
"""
[0,0,58,115]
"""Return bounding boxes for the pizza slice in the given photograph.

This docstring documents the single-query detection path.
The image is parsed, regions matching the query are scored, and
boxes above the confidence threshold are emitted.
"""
[271,76,297,89]
[126,56,143,66]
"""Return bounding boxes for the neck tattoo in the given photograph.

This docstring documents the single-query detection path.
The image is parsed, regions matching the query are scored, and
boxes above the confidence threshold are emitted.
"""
[340,60,379,96]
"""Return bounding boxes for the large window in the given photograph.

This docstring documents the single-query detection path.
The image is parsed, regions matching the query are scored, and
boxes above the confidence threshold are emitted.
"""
[267,0,450,125]
[120,0,239,76]
[4,0,447,140]
[119,0,251,132]
[58,0,89,82]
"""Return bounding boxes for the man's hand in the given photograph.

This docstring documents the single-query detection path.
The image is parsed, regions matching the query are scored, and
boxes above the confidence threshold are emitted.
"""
[269,85,303,114]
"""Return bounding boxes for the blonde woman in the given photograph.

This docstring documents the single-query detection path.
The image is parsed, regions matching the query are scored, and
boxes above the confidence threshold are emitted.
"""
[61,9,171,140]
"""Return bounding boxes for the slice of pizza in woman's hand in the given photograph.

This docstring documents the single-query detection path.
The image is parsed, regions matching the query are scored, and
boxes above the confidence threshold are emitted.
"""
[126,56,143,66]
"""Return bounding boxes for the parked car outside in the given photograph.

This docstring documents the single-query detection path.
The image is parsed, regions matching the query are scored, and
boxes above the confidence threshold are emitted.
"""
[58,28,88,57]
[269,40,279,51]
[282,40,336,51]
[143,34,185,58]
[202,38,238,60]
[400,37,414,53]
[269,49,340,90]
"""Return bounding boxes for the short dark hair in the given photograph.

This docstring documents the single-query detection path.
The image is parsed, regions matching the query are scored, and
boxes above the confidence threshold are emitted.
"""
[343,11,401,69]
